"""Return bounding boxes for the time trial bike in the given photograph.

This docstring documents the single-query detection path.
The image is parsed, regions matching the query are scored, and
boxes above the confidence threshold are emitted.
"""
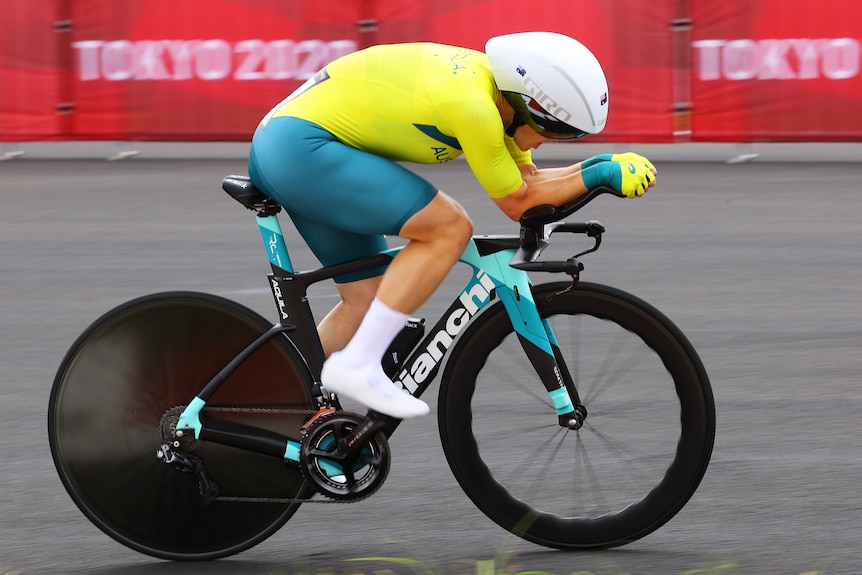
[48,175,715,560]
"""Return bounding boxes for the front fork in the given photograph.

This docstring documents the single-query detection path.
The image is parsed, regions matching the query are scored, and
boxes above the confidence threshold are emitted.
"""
[548,332,589,429]
[516,329,588,430]
[491,271,587,430]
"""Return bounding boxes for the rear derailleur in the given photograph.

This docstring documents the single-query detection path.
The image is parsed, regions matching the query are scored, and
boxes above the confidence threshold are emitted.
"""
[155,405,219,504]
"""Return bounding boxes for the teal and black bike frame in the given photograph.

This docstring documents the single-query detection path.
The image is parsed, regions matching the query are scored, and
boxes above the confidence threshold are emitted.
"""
[174,177,591,465]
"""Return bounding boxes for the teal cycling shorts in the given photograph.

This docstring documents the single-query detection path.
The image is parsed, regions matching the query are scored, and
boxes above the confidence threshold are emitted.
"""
[248,116,438,283]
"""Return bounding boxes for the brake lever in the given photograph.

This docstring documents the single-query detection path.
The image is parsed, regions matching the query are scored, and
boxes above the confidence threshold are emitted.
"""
[573,231,602,259]
[550,224,603,297]
[554,273,580,297]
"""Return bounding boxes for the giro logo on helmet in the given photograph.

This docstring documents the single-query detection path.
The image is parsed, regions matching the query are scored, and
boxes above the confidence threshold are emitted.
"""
[522,76,573,123]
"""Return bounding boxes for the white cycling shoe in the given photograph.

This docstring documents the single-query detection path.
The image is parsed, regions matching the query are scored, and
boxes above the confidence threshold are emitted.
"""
[321,352,430,419]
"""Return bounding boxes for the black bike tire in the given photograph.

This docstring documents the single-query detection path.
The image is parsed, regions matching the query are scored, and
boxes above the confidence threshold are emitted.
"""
[438,281,715,549]
[48,292,316,560]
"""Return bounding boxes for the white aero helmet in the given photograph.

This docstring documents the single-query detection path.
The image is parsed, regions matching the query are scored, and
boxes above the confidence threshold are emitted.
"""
[486,32,608,139]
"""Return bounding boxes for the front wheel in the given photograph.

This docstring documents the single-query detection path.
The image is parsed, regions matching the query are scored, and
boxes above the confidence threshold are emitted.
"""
[438,282,715,549]
[48,292,317,560]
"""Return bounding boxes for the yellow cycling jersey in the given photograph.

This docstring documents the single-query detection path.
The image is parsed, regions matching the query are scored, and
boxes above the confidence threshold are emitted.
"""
[266,42,531,198]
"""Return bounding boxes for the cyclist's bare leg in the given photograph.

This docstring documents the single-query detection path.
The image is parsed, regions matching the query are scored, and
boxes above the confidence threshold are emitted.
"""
[322,191,472,418]
[318,191,469,354]
[317,276,381,357]
[378,191,473,313]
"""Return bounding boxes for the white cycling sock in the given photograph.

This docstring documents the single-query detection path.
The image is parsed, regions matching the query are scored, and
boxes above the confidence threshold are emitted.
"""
[337,297,408,368]
[323,297,429,418]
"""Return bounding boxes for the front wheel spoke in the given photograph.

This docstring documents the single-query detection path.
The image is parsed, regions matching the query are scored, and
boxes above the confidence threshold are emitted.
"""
[498,425,565,488]
[583,422,666,476]
[583,339,651,405]
[486,358,552,408]
[524,428,569,498]
[573,434,612,514]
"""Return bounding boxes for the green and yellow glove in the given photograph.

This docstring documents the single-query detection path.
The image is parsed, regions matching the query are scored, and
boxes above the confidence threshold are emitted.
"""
[580,152,654,169]
[580,152,656,198]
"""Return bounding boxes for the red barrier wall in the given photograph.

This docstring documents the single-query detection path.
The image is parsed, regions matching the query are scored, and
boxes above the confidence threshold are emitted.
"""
[1,0,860,142]
[0,0,66,139]
[690,0,862,141]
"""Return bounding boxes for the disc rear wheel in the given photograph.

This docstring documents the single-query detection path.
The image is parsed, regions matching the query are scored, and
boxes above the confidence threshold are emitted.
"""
[48,292,316,560]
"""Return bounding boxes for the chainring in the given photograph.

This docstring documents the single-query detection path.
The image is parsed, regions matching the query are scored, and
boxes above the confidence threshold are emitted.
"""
[300,411,390,501]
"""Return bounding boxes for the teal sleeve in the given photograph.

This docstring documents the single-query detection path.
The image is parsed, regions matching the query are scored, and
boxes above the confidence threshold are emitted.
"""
[580,153,613,169]
[581,162,620,192]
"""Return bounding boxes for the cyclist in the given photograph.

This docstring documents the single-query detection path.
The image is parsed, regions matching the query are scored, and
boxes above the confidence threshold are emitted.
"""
[248,31,657,419]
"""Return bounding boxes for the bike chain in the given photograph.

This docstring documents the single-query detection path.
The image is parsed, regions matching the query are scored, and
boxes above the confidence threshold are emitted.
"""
[190,405,365,505]
[205,406,318,415]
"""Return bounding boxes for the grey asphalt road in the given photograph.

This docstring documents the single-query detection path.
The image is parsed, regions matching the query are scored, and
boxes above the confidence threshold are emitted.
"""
[1,157,860,575]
